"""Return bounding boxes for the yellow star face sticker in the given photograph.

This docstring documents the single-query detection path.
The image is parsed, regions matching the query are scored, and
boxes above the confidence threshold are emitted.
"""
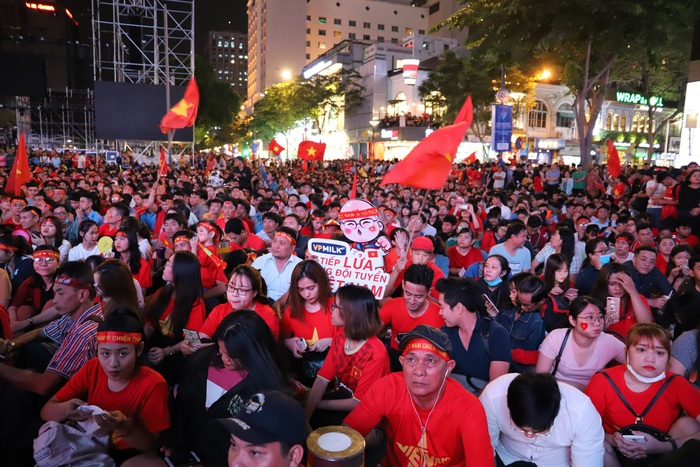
[306,147,317,157]
[171,99,193,117]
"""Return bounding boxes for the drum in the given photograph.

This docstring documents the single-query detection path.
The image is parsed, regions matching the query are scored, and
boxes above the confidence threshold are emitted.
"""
[307,425,365,466]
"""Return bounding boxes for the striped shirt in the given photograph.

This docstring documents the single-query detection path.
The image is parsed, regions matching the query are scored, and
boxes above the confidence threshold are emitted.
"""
[45,304,103,380]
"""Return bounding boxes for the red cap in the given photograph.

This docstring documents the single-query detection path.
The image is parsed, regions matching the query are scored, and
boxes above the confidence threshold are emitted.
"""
[411,237,434,252]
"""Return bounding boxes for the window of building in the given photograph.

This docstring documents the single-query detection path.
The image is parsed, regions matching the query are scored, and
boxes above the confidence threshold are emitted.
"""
[306,53,310,59]
[429,2,440,14]
[422,41,429,49]
[612,113,619,131]
[319,17,326,23]
[378,24,385,30]
[631,114,639,132]
[605,112,613,130]
[318,42,326,49]
[620,114,627,130]
[405,28,413,34]
[363,34,370,40]
[556,104,575,128]
[349,20,356,27]
[377,36,384,42]
[363,22,370,28]
[319,30,326,36]
[217,40,222,46]
[306,41,310,46]
[333,31,341,38]
[419,29,425,34]
[334,18,341,25]
[306,28,310,34]
[306,15,310,22]
[528,101,548,129]
[391,25,398,32]
[349,33,356,39]
[391,37,398,44]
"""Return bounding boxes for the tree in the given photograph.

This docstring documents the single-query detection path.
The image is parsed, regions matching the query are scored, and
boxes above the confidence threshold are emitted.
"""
[438,0,699,169]
[194,55,242,147]
[418,51,535,144]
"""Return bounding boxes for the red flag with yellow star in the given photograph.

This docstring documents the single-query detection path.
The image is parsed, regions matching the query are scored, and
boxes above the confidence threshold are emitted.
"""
[298,141,326,161]
[159,77,199,134]
[607,139,622,178]
[381,96,472,189]
[6,132,30,196]
[269,138,285,156]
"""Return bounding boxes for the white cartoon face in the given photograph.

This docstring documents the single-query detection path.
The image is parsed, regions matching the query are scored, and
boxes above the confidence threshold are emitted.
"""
[341,216,384,243]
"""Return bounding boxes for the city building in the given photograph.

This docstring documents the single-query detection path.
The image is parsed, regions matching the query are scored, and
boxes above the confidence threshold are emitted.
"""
[206,31,248,97]
[246,0,429,111]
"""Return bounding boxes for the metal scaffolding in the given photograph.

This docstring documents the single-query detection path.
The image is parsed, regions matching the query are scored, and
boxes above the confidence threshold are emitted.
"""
[91,0,195,87]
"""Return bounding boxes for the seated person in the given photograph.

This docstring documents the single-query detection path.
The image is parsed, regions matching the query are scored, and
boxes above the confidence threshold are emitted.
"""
[624,246,673,310]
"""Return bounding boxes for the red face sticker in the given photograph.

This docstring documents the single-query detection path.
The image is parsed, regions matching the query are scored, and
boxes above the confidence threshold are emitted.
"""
[343,227,352,235]
[368,226,377,232]
[580,322,589,331]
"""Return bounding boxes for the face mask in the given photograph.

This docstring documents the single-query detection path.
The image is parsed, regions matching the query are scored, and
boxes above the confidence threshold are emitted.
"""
[485,277,503,287]
[599,254,611,265]
[627,357,666,384]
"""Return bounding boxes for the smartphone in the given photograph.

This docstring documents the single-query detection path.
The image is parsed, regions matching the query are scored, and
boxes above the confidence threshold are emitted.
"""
[564,288,578,296]
[164,451,201,467]
[622,435,647,444]
[183,329,201,347]
[482,294,498,310]
[298,338,308,351]
[605,297,621,325]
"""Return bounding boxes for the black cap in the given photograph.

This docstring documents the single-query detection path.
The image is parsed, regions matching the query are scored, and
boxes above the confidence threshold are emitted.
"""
[398,324,452,356]
[217,391,306,446]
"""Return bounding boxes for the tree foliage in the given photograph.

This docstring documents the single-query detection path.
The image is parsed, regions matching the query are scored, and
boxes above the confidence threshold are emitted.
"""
[438,0,698,168]
[418,51,535,142]
[194,54,243,147]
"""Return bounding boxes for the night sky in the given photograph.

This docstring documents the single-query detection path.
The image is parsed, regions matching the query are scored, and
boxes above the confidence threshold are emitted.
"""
[195,0,248,54]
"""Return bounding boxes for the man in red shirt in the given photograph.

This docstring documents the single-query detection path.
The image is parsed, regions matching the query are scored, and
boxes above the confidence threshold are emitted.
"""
[344,325,493,467]
[447,228,483,275]
[224,218,266,251]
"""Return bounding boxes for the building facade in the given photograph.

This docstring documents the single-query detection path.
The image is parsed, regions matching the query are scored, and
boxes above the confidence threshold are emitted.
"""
[206,31,248,97]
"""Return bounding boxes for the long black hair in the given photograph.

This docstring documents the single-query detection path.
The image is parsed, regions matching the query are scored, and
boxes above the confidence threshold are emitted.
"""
[113,228,142,274]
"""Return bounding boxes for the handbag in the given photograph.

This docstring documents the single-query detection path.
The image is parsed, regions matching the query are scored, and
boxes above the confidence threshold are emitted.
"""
[599,372,679,449]
[33,419,115,467]
[550,329,571,377]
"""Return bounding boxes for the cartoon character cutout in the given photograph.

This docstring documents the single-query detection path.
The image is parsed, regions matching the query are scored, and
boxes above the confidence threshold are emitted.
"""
[338,199,391,255]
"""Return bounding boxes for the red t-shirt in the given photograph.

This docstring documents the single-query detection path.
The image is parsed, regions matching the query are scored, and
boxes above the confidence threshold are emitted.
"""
[481,230,498,254]
[132,257,152,290]
[54,359,170,450]
[97,224,118,238]
[146,294,207,338]
[379,298,445,350]
[447,246,483,271]
[281,298,336,344]
[585,365,700,434]
[245,234,267,251]
[344,373,493,467]
[317,332,389,401]
[197,245,226,289]
[395,261,444,299]
[607,295,652,338]
[201,301,280,339]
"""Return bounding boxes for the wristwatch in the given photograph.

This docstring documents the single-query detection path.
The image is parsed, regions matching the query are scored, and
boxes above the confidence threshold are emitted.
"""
[27,317,34,328]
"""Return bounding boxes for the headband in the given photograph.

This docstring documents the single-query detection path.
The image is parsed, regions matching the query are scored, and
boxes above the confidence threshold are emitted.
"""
[115,231,128,239]
[55,275,93,290]
[0,243,18,252]
[312,215,325,221]
[402,338,450,361]
[338,207,379,220]
[12,199,27,206]
[174,235,190,244]
[615,237,631,245]
[275,231,296,246]
[199,222,219,238]
[97,332,142,345]
[33,250,60,260]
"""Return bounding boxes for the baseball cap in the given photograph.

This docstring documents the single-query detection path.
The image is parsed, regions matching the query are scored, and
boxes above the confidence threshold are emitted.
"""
[411,237,434,252]
[398,324,452,356]
[217,391,306,446]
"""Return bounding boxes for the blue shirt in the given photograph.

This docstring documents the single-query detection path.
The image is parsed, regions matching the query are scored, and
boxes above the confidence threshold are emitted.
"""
[495,305,545,370]
[624,261,673,298]
[488,244,531,275]
[443,316,511,381]
[574,264,601,296]
[85,209,103,226]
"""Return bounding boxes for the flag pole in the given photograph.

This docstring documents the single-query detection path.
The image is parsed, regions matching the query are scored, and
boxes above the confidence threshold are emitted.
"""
[404,188,431,259]
[164,4,173,167]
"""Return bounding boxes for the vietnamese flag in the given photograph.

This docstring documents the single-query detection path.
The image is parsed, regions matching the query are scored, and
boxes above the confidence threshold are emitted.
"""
[205,155,215,178]
[381,96,472,189]
[298,141,326,161]
[466,151,477,163]
[159,77,200,134]
[158,147,169,178]
[350,172,358,199]
[6,132,30,196]
[607,139,621,178]
[269,138,285,156]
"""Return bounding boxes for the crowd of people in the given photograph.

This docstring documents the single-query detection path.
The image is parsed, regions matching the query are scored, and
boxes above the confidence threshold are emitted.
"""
[0,149,698,466]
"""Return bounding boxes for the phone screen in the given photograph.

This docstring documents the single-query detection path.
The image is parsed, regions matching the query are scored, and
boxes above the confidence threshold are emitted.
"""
[182,329,201,346]
[605,297,621,325]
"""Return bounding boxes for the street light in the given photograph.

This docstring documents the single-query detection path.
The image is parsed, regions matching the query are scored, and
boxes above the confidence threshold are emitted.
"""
[281,69,292,81]
[369,117,380,159]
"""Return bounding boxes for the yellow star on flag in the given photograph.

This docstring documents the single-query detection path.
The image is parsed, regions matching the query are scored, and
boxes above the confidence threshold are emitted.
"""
[443,152,454,163]
[307,147,317,157]
[171,99,193,117]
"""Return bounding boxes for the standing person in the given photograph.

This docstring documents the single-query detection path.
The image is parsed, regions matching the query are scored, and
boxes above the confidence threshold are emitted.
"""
[438,277,511,394]
[39,308,170,466]
[585,324,700,466]
[305,285,389,428]
[489,221,532,275]
[281,260,335,385]
[344,325,494,467]
[678,169,700,236]
[68,220,100,262]
[535,296,625,391]
[480,372,604,467]
[231,156,253,192]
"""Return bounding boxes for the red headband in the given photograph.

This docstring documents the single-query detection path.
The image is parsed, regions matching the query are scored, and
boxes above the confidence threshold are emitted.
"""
[115,231,128,239]
[402,338,450,361]
[199,223,219,239]
[275,231,296,246]
[312,215,325,221]
[0,243,18,252]
[616,237,631,245]
[33,250,60,260]
[174,236,190,244]
[97,332,142,345]
[55,275,93,290]
[338,207,379,220]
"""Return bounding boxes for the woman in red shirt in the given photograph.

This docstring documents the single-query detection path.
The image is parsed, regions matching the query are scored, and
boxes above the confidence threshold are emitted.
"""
[113,228,152,291]
[282,260,335,385]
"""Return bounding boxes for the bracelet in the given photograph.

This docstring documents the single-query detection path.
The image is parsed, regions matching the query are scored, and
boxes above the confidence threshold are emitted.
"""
[27,317,34,329]
[114,417,134,437]
[669,438,677,450]
[167,347,175,356]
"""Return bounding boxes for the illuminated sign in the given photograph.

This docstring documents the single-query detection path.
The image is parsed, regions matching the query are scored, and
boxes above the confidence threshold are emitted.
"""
[380,129,399,140]
[615,92,664,107]
[303,60,332,79]
[401,59,420,86]
[536,138,565,150]
[25,2,56,11]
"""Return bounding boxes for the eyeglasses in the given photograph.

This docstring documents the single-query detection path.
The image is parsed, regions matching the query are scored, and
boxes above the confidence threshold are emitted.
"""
[331,301,343,311]
[510,419,552,438]
[34,258,56,264]
[226,284,252,295]
[515,298,541,311]
[578,315,604,324]
[593,248,610,255]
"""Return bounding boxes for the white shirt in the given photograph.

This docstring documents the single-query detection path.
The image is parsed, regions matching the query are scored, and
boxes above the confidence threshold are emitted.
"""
[251,253,302,302]
[479,373,604,467]
[68,243,101,262]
